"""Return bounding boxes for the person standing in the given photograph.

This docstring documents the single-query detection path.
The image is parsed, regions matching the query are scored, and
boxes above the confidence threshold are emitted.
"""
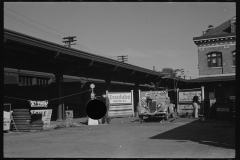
[192,96,200,118]
[100,93,111,124]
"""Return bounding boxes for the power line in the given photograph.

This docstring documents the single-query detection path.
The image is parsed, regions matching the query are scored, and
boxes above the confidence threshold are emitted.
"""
[4,7,118,60]
[4,6,70,37]
[117,55,128,63]
[62,36,77,48]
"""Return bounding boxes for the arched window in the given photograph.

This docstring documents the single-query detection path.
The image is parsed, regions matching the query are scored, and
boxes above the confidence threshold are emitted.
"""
[232,51,235,66]
[207,52,222,67]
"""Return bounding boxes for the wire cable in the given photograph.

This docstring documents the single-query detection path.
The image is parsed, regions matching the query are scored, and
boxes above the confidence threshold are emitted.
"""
[4,89,92,102]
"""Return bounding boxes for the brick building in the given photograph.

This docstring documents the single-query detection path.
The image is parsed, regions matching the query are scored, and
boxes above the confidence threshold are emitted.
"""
[193,16,236,77]
[189,16,236,119]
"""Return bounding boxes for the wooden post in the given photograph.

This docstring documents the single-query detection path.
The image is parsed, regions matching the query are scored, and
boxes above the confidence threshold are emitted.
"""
[56,74,63,122]
[201,86,205,121]
[131,90,134,117]
[176,88,179,115]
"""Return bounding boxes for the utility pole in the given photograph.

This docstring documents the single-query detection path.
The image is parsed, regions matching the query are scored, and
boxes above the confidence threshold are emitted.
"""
[62,36,77,48]
[117,55,128,63]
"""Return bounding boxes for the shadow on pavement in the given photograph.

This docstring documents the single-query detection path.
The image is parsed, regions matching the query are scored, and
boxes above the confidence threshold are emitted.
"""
[149,119,235,149]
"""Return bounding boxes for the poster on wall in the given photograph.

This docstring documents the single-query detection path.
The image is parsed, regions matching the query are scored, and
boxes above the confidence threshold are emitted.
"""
[108,92,132,104]
[3,104,11,131]
[30,109,52,127]
[179,91,201,103]
[108,91,134,117]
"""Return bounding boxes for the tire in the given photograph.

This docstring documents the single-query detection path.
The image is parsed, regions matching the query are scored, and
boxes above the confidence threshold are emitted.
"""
[148,115,151,119]
[12,126,30,130]
[13,117,31,120]
[30,126,43,130]
[31,121,44,125]
[13,115,31,118]
[12,120,30,125]
[12,112,30,116]
[12,129,30,132]
[13,109,29,112]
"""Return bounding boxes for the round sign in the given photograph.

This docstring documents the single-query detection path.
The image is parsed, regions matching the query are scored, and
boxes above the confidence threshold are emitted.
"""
[90,84,95,89]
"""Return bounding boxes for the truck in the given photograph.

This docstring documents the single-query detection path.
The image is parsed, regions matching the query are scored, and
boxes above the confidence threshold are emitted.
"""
[137,90,175,123]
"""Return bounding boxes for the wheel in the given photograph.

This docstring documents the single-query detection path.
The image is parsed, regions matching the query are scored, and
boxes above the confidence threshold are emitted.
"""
[13,116,31,120]
[12,120,30,125]
[12,125,30,130]
[12,129,30,132]
[31,121,44,125]
[30,126,43,130]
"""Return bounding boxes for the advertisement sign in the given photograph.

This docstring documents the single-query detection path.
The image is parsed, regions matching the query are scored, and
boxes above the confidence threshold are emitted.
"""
[65,110,73,121]
[4,111,11,131]
[29,100,48,107]
[108,91,134,117]
[30,109,52,127]
[3,104,11,131]
[179,91,201,103]
[108,92,132,104]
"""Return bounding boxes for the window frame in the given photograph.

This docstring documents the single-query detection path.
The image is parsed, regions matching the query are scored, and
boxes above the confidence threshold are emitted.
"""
[207,52,222,68]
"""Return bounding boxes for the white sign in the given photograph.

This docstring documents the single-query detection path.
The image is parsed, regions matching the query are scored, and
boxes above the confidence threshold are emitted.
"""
[3,111,11,131]
[108,92,132,104]
[30,109,52,127]
[179,91,201,102]
[29,100,48,107]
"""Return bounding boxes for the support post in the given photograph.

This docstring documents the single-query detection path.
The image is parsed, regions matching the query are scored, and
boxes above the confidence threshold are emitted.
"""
[55,74,64,122]
[201,86,205,121]
[131,90,134,117]
[134,82,140,115]
[176,88,179,115]
[105,77,111,92]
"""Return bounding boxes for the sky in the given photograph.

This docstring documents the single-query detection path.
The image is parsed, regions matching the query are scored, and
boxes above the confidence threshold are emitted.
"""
[4,2,236,79]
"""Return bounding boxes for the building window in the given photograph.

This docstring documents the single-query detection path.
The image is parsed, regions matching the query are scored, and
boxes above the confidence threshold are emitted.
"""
[207,52,222,67]
[233,52,235,66]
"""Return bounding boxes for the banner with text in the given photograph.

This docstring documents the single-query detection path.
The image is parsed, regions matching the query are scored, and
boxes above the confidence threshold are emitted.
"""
[108,91,134,117]
[29,100,48,107]
[30,109,52,127]
[108,92,132,104]
[179,91,201,103]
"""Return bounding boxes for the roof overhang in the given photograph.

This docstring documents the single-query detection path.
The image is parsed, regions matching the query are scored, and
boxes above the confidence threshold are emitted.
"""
[4,28,187,85]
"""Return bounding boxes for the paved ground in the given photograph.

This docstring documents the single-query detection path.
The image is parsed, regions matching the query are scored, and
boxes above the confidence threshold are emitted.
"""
[4,117,235,158]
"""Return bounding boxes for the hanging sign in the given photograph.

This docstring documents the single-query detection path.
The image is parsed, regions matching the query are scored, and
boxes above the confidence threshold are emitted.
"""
[30,109,52,127]
[29,100,48,107]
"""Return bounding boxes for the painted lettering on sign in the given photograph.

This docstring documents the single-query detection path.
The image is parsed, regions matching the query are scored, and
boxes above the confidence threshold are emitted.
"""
[30,110,52,127]
[108,93,132,104]
[179,91,201,102]
[29,100,48,107]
